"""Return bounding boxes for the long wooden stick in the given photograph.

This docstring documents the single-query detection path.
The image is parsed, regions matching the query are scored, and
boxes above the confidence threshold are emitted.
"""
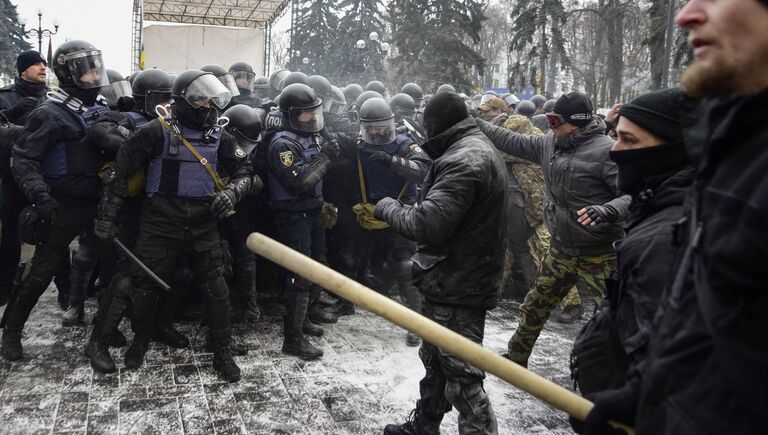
[247,232,634,434]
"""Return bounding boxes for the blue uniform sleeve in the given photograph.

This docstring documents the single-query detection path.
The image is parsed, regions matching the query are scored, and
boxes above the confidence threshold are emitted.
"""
[12,105,63,203]
[267,136,331,195]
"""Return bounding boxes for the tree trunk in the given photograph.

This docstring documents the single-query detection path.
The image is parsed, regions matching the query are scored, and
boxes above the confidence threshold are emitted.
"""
[606,0,624,103]
[648,0,668,90]
[547,49,558,97]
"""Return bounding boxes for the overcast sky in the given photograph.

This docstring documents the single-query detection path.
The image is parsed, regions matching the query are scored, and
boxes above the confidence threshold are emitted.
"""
[13,0,291,75]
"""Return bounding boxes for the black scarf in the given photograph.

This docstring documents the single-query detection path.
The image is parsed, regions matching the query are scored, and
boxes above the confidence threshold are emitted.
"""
[609,141,690,196]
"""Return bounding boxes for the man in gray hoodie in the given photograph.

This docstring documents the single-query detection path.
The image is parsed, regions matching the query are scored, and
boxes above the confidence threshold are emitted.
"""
[476,91,630,367]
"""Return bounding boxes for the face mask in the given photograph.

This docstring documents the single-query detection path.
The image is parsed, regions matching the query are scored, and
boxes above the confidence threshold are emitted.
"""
[62,85,101,106]
[174,99,218,130]
[609,141,689,195]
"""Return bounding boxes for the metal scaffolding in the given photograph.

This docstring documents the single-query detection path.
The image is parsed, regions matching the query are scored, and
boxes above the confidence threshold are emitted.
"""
[130,0,290,74]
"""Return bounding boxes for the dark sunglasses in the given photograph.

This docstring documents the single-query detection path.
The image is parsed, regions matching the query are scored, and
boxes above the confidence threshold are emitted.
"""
[546,113,566,128]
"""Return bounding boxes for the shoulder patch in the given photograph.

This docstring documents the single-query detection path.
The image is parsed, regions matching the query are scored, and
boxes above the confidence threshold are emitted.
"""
[279,150,294,166]
[235,146,246,158]
[409,143,423,153]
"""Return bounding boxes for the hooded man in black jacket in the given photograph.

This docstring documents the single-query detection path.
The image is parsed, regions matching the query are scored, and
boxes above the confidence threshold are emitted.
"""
[578,0,768,433]
[375,92,507,435]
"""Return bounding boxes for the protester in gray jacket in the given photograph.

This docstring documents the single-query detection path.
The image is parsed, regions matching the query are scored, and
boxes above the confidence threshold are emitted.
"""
[477,91,630,367]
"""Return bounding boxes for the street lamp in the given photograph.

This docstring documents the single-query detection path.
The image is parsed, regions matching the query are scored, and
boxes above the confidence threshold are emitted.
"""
[21,9,59,53]
[355,40,366,50]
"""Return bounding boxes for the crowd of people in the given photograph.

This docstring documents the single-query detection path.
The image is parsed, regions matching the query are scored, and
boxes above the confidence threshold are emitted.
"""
[0,0,766,433]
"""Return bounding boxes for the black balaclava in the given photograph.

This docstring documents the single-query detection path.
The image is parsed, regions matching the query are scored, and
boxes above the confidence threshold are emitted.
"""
[610,87,689,195]
[422,92,468,139]
[609,142,689,195]
[173,98,218,130]
[61,85,101,106]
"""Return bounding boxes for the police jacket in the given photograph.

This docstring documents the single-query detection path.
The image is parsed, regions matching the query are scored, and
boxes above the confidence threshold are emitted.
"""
[325,112,359,136]
[266,128,332,212]
[477,117,630,257]
[112,118,252,239]
[0,78,47,126]
[13,94,110,203]
[633,89,768,435]
[376,117,508,309]
[611,169,692,368]
[358,134,430,203]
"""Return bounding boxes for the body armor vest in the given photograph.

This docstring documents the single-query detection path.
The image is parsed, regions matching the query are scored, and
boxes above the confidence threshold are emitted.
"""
[41,103,109,177]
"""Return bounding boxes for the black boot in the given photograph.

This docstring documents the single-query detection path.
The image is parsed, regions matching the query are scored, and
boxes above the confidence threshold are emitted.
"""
[125,289,159,368]
[384,405,442,435]
[154,287,188,348]
[316,290,338,307]
[124,335,150,369]
[61,303,85,326]
[307,304,338,324]
[302,319,324,337]
[282,290,323,359]
[1,329,23,361]
[99,276,130,348]
[53,253,72,311]
[237,261,261,324]
[154,323,189,348]
[213,346,241,382]
[327,299,355,317]
[85,329,116,373]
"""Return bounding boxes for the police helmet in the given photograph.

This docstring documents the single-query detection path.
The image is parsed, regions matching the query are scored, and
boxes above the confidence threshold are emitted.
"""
[279,83,324,133]
[530,94,547,109]
[365,80,387,97]
[330,86,347,114]
[503,93,520,108]
[308,75,333,112]
[280,71,309,90]
[229,61,256,91]
[343,84,365,105]
[516,100,536,118]
[52,40,108,89]
[400,83,424,105]
[200,64,240,96]
[269,69,290,94]
[101,69,132,108]
[359,97,395,145]
[132,69,173,116]
[390,93,417,123]
[172,69,232,110]
[354,90,383,110]
[543,99,556,113]
[436,84,456,94]
[222,104,263,154]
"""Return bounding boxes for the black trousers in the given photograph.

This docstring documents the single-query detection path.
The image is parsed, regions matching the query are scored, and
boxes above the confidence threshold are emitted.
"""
[417,300,498,435]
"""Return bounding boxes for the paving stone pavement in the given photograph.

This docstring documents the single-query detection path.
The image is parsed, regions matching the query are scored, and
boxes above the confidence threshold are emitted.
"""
[0,287,587,434]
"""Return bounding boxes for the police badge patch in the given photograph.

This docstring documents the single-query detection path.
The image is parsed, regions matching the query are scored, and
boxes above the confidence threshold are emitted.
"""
[409,144,424,153]
[279,151,294,166]
[235,146,246,158]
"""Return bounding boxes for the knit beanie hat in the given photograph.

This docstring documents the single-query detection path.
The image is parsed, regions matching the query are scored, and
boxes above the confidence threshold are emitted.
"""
[423,91,468,138]
[553,92,593,128]
[619,88,686,143]
[16,50,47,76]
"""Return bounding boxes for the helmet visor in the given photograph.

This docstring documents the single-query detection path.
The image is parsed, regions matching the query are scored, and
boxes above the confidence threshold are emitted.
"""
[217,73,241,97]
[231,70,255,91]
[360,118,396,145]
[184,74,232,109]
[101,80,132,107]
[66,51,109,89]
[288,103,324,133]
[145,90,172,116]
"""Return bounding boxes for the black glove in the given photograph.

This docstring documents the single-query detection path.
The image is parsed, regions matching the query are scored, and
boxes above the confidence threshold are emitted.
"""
[210,188,237,218]
[369,151,393,166]
[584,204,618,224]
[568,383,638,435]
[1,97,37,122]
[93,217,119,241]
[34,197,59,224]
[320,138,341,160]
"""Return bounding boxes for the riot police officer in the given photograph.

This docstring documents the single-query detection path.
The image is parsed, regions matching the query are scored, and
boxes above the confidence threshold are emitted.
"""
[200,64,240,106]
[93,69,253,382]
[220,104,264,326]
[436,83,456,94]
[85,68,175,373]
[399,83,424,109]
[342,84,364,110]
[266,83,340,359]
[101,69,133,112]
[365,80,388,99]
[228,62,261,107]
[349,97,430,345]
[2,40,111,361]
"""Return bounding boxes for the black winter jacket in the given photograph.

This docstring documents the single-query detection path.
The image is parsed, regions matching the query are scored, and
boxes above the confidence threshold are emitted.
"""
[476,117,630,257]
[375,117,508,309]
[635,89,768,435]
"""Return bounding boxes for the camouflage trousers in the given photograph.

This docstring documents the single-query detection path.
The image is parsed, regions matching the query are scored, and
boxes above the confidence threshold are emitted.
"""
[527,225,581,309]
[507,247,616,364]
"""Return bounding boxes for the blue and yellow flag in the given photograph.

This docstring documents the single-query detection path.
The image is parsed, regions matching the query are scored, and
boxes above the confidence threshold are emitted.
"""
[139,43,146,70]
